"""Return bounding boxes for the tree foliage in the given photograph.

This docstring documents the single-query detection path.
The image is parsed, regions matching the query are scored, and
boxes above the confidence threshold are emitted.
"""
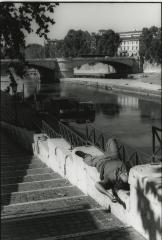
[63,29,91,57]
[96,30,121,56]
[139,26,161,64]
[46,29,121,58]
[0,2,58,58]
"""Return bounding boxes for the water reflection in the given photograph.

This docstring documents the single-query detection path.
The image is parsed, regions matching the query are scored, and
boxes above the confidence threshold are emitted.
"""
[139,99,161,122]
[23,81,161,153]
[117,95,139,109]
[96,103,121,117]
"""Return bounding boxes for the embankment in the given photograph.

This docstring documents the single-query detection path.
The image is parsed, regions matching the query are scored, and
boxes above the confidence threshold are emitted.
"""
[60,74,161,98]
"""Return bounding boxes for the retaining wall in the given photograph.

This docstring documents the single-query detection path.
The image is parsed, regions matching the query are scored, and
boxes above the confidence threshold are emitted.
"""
[143,62,161,73]
[33,134,162,240]
[1,121,34,153]
[60,78,161,98]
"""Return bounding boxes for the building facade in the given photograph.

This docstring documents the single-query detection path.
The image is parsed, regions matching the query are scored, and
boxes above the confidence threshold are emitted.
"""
[117,30,142,57]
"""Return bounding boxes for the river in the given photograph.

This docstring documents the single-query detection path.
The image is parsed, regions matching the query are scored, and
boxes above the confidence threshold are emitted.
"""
[37,80,161,155]
[1,73,161,155]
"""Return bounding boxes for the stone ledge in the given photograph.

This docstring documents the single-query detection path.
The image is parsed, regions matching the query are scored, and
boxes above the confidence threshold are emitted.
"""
[33,135,162,240]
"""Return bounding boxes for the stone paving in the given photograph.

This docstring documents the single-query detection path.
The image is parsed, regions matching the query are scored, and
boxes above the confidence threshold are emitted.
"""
[1,131,146,240]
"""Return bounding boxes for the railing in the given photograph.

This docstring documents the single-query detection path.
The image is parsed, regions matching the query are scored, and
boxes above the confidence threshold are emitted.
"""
[59,121,89,149]
[152,126,162,162]
[42,118,154,169]
[42,120,60,138]
[86,125,106,151]
[85,124,152,168]
[117,142,152,169]
[42,119,90,149]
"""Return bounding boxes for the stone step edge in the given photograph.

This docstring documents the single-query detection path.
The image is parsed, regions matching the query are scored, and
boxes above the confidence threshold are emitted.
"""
[1,167,51,175]
[1,162,46,169]
[1,194,85,209]
[33,227,129,240]
[0,160,42,166]
[1,172,59,180]
[0,155,34,158]
[2,185,74,197]
[1,178,64,188]
[0,159,40,164]
[1,176,62,185]
[2,206,104,222]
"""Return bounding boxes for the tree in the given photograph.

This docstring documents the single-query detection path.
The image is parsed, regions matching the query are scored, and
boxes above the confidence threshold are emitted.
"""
[96,30,121,56]
[0,2,58,59]
[63,29,91,57]
[139,26,161,64]
[25,44,45,59]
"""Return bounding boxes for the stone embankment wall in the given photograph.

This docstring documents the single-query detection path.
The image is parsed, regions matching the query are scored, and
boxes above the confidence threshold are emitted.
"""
[74,63,115,76]
[143,61,161,73]
[60,77,161,98]
[33,133,162,240]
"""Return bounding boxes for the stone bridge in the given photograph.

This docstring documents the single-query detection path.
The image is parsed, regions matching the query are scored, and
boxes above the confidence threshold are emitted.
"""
[1,57,142,81]
[26,57,142,78]
[57,57,142,77]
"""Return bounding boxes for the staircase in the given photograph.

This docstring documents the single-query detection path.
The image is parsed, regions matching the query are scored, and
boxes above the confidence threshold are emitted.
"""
[1,132,145,240]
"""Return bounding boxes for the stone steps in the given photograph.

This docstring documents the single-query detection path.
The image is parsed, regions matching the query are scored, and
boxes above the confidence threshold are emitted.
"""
[1,161,47,171]
[1,208,127,240]
[0,157,39,166]
[1,195,99,218]
[1,132,145,240]
[1,186,83,205]
[1,179,71,194]
[1,172,61,185]
[1,155,38,163]
[1,167,53,177]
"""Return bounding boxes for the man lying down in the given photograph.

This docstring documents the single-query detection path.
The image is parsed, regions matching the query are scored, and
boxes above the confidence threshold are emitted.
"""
[75,138,129,208]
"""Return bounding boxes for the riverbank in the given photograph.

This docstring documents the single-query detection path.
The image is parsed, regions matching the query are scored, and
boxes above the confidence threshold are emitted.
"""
[60,73,161,98]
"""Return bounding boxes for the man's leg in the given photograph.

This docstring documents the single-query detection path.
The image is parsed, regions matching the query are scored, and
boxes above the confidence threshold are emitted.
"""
[105,138,119,160]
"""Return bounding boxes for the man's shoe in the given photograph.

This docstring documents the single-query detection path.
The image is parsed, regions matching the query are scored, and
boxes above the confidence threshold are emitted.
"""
[75,151,88,158]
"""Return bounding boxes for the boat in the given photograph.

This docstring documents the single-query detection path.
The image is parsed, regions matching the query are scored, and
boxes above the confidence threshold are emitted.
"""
[46,97,95,123]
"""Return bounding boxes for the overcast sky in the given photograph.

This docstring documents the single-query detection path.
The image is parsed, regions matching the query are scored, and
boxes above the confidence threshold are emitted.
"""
[26,2,161,45]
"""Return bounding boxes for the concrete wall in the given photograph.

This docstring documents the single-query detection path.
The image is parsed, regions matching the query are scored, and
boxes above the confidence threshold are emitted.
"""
[33,134,162,240]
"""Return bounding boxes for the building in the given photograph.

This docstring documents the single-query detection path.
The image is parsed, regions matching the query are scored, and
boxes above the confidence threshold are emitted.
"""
[117,30,142,57]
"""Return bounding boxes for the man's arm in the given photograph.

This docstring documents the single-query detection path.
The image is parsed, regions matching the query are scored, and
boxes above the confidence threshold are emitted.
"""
[95,181,126,208]
[95,181,117,202]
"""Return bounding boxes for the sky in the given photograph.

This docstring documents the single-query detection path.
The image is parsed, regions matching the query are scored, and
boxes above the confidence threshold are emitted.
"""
[26,2,161,45]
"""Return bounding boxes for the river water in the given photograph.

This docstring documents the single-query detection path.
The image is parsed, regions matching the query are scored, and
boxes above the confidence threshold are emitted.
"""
[1,75,161,155]
[38,81,161,155]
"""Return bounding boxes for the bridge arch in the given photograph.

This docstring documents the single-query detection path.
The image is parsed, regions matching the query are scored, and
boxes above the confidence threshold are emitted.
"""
[57,57,140,78]
[26,62,60,83]
[73,60,133,74]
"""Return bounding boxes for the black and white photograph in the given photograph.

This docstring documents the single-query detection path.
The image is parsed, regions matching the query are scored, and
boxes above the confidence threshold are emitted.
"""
[0,1,161,240]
